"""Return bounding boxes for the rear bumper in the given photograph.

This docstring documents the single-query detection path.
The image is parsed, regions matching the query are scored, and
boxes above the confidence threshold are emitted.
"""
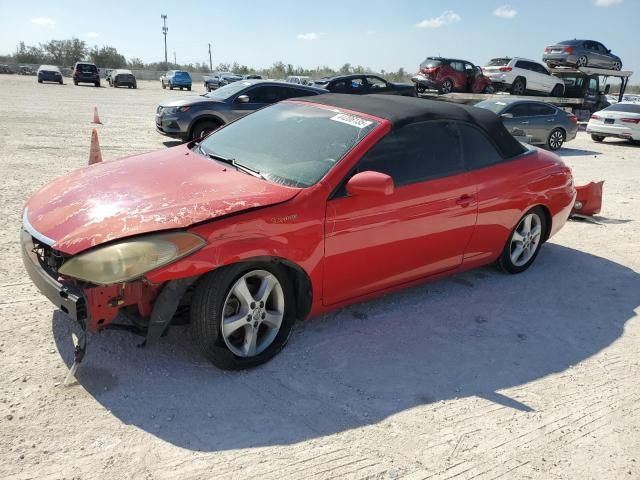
[543,53,577,66]
[586,123,639,140]
[21,229,87,328]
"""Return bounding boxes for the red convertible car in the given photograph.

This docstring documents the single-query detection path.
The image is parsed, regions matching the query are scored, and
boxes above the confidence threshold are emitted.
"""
[22,95,575,369]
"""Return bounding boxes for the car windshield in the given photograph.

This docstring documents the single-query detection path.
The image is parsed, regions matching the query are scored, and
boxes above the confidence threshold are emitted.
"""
[204,81,253,99]
[487,58,511,66]
[198,102,379,188]
[420,58,442,68]
[604,103,640,114]
[475,100,509,114]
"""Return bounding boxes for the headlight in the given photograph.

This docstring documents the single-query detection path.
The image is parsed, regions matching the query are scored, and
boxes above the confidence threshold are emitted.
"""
[58,232,205,285]
[166,106,190,114]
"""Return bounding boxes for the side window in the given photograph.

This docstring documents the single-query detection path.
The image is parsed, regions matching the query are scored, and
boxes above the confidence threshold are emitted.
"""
[451,61,465,72]
[515,60,528,70]
[356,121,463,187]
[330,80,349,92]
[366,76,387,89]
[285,87,317,98]
[458,124,504,170]
[533,63,549,75]
[506,103,532,118]
[596,43,608,53]
[530,104,556,116]
[588,78,598,93]
[350,78,366,90]
[245,86,282,103]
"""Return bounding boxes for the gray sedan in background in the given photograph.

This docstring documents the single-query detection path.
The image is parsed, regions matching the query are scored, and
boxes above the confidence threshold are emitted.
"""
[476,98,578,150]
[156,80,327,141]
[543,39,622,70]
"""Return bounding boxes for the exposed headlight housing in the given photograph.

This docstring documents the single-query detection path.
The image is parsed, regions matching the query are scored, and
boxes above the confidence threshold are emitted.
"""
[166,106,190,114]
[58,232,205,285]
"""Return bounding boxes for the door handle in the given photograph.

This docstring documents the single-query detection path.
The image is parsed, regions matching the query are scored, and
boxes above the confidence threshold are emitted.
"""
[521,121,529,124]
[546,119,554,122]
[456,194,475,206]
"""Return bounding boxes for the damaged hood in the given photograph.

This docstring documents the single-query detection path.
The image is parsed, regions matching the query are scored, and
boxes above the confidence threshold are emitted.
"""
[24,145,300,255]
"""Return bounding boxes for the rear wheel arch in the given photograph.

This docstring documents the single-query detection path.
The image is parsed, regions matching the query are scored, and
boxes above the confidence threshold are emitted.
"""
[533,204,553,242]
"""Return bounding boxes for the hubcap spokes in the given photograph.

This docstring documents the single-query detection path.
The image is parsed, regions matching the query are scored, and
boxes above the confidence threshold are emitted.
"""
[510,214,542,267]
[221,270,284,357]
[550,131,563,149]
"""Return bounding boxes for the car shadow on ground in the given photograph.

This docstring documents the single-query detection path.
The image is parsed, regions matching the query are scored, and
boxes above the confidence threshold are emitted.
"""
[558,147,602,157]
[162,140,183,148]
[52,244,640,452]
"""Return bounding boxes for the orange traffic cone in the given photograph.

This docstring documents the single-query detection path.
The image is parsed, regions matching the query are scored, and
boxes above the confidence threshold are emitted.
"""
[88,128,102,165]
[92,106,102,124]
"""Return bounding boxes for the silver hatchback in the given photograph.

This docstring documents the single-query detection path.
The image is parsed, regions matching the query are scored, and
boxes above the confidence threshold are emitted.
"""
[476,99,578,150]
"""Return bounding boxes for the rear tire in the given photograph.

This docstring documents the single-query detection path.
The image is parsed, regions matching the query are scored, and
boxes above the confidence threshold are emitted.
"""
[511,77,526,96]
[162,81,166,89]
[576,55,588,68]
[547,128,565,151]
[498,207,547,274]
[439,79,454,94]
[613,60,622,71]
[187,86,191,91]
[591,134,605,142]
[190,262,296,370]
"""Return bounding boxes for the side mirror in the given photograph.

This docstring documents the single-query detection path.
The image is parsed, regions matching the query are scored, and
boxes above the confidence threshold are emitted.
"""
[346,171,394,197]
[604,84,611,94]
[237,95,250,103]
[501,113,514,119]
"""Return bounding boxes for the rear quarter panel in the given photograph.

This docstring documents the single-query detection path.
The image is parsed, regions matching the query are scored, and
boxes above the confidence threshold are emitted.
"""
[463,148,575,267]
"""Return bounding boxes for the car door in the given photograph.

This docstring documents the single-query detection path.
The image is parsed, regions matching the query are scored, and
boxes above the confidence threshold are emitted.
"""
[449,61,467,90]
[594,42,612,68]
[527,103,558,142]
[502,103,534,139]
[323,120,478,305]
[365,76,391,94]
[532,62,553,93]
[230,85,285,119]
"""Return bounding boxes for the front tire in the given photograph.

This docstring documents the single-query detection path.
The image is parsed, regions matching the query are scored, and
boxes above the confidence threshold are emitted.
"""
[547,128,565,151]
[190,263,296,370]
[591,134,605,142]
[190,119,222,140]
[613,60,622,71]
[576,55,588,68]
[499,208,547,274]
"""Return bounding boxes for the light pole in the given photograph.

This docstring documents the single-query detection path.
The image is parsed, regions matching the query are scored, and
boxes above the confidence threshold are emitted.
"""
[161,14,168,70]
[208,43,212,72]
[173,51,176,67]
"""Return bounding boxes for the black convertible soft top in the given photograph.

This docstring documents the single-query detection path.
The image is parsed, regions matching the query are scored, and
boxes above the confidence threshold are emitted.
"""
[297,94,526,159]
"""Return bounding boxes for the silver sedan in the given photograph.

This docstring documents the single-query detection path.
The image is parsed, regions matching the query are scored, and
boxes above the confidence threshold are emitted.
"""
[476,99,579,151]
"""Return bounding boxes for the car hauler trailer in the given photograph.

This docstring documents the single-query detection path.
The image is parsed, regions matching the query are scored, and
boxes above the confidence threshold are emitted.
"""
[418,66,633,121]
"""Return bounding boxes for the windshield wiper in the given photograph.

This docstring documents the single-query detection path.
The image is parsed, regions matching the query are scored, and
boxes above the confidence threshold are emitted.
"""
[199,146,266,180]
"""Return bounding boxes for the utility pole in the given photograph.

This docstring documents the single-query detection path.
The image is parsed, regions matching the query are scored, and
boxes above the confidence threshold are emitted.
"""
[208,43,212,72]
[173,51,176,67]
[161,14,168,70]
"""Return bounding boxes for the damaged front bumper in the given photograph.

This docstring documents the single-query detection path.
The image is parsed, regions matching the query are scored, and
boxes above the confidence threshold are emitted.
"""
[21,226,199,344]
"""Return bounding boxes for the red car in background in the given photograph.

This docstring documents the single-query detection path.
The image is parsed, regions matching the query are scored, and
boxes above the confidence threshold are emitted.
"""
[413,57,493,94]
[22,94,575,370]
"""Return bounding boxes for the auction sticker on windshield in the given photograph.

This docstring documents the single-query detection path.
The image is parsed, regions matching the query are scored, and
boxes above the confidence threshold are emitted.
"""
[330,113,373,129]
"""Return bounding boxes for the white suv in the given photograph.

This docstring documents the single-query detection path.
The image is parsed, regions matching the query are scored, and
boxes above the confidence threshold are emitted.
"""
[482,57,565,97]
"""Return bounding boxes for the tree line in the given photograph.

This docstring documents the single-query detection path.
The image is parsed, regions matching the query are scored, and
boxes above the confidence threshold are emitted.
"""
[0,38,411,82]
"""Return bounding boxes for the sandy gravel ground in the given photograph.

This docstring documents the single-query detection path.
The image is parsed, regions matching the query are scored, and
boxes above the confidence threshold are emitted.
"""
[0,75,638,480]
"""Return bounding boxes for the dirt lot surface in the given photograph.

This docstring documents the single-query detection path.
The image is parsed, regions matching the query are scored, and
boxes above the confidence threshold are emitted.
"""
[0,75,639,480]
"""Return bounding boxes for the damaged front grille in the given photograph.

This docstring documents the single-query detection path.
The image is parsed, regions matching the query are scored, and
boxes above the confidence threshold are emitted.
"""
[31,238,67,275]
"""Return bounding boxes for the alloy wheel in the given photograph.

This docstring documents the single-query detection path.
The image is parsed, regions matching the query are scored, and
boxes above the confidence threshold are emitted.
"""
[220,270,285,358]
[549,129,564,150]
[576,56,588,68]
[510,213,542,267]
[613,61,622,71]
[441,80,453,94]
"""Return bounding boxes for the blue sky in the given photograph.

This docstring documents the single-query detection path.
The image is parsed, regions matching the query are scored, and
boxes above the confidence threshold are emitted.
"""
[1,0,638,75]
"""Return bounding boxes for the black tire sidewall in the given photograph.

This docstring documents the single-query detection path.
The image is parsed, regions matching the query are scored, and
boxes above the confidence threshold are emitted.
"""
[512,78,525,95]
[190,262,297,370]
[591,134,605,142]
[499,207,547,274]
[190,120,220,141]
